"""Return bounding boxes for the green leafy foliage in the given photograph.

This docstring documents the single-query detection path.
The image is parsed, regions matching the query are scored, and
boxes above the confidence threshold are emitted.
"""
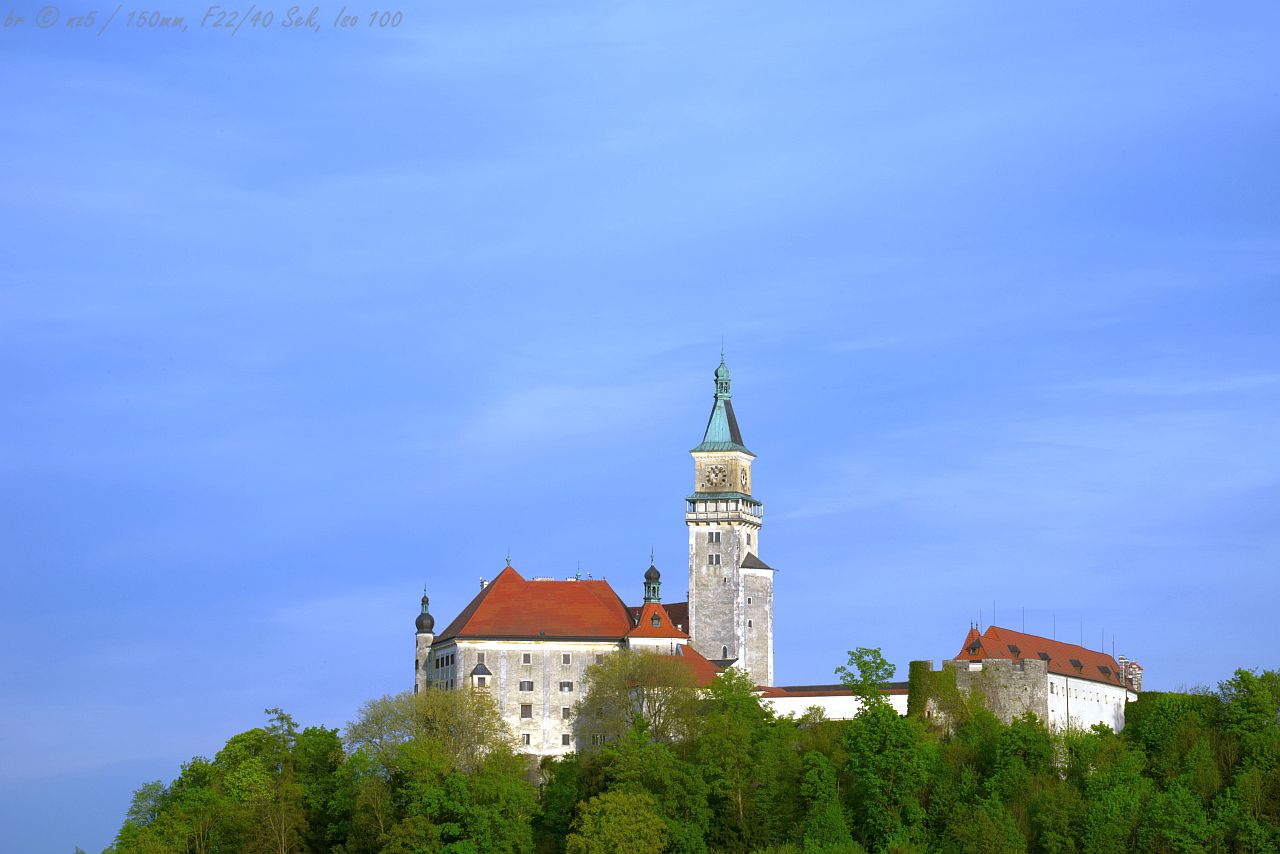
[107,662,1280,854]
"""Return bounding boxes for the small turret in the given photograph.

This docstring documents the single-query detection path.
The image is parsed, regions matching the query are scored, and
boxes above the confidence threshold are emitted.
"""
[416,593,435,634]
[414,589,435,694]
[644,556,661,604]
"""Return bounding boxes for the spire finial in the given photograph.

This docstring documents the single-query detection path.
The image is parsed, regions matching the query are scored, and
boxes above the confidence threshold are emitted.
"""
[650,545,655,565]
[416,588,435,633]
[505,548,511,567]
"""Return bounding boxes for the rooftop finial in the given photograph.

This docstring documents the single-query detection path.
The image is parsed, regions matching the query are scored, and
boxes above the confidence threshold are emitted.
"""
[505,548,511,567]
[650,545,655,565]
[416,588,435,634]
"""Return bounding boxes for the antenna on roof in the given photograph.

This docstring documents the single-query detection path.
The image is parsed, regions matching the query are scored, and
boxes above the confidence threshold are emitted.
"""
[575,560,581,581]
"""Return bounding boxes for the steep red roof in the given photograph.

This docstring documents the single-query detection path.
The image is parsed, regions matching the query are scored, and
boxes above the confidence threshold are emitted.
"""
[666,643,721,687]
[434,566,634,642]
[628,601,689,633]
[955,625,1130,688]
[626,602,689,639]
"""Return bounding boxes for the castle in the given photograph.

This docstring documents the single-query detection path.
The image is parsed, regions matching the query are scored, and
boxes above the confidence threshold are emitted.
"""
[413,361,1142,755]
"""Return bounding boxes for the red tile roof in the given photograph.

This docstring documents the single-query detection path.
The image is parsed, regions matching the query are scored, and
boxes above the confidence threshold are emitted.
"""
[629,601,689,633]
[434,566,634,642]
[626,602,689,639]
[955,625,1130,689]
[667,643,721,687]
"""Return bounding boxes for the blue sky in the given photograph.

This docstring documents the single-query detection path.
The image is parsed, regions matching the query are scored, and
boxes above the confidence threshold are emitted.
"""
[2,1,1278,850]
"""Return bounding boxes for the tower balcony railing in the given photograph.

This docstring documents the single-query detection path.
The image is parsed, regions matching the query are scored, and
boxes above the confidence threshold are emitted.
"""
[685,497,763,521]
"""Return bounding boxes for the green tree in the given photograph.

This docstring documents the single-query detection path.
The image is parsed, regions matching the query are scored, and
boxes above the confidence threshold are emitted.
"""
[842,701,932,851]
[535,754,582,853]
[575,649,700,746]
[595,731,712,853]
[835,648,896,710]
[943,794,1027,854]
[693,668,774,850]
[346,688,514,774]
[565,791,667,854]
[798,752,856,852]
[1135,781,1211,853]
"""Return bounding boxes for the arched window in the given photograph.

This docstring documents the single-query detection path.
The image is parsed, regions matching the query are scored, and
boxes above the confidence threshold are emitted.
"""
[721,645,728,659]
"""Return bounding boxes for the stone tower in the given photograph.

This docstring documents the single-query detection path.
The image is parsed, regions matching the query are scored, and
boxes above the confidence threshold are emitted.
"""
[686,358,774,685]
[414,591,434,694]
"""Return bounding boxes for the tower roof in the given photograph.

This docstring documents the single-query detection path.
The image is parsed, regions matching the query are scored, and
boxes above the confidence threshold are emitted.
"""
[692,358,753,454]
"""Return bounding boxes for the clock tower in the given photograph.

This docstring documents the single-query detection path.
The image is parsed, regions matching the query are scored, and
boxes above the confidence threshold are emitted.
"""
[686,358,774,685]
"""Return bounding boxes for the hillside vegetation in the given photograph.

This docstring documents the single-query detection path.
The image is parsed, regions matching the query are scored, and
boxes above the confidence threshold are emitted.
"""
[106,655,1280,854]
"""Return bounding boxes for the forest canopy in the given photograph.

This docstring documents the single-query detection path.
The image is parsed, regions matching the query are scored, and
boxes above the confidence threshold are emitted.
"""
[105,656,1280,854]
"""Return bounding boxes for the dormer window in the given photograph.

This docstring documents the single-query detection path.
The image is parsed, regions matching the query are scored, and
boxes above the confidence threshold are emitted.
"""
[651,613,661,627]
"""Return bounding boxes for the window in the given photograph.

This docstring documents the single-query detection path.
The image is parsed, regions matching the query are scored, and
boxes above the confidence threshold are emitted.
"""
[651,613,661,627]
[519,680,534,691]
[562,733,572,746]
[522,652,532,665]
[520,704,533,719]
[562,653,571,665]
[477,652,485,665]
[591,734,605,746]
[747,597,752,604]
[747,620,753,628]
[747,533,753,545]
[560,681,574,693]
[522,733,531,746]
[707,531,721,544]
[708,554,721,566]
[476,676,487,687]
[595,654,604,664]
[562,706,572,720]
[721,645,728,659]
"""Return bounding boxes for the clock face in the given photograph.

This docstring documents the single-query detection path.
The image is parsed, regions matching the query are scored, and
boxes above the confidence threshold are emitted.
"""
[740,469,749,489]
[704,464,727,488]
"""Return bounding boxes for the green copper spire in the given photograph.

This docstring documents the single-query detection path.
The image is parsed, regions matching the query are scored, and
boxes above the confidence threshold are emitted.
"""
[693,358,752,454]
